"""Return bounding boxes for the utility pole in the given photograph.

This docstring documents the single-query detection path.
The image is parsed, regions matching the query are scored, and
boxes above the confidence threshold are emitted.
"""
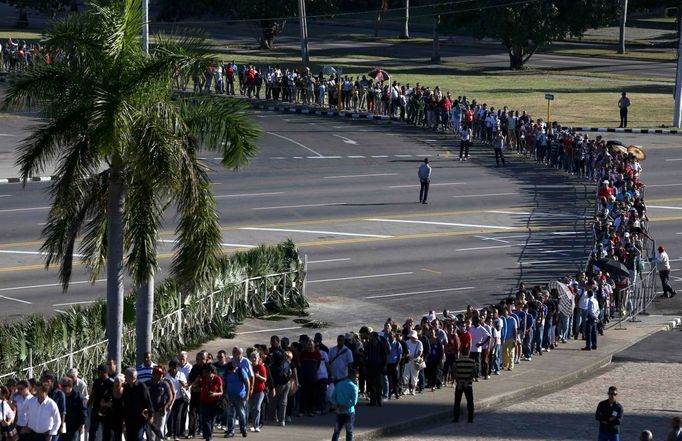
[674,2,682,127]
[400,0,410,39]
[298,0,309,67]
[142,0,149,54]
[431,14,441,62]
[617,0,628,54]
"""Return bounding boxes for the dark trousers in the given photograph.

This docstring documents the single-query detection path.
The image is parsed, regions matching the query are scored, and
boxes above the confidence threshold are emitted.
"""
[169,398,188,437]
[468,352,481,379]
[459,140,470,158]
[124,420,146,441]
[453,383,474,422]
[366,365,383,406]
[660,269,677,297]
[494,148,505,166]
[585,316,598,349]
[89,410,105,441]
[331,412,355,441]
[619,108,628,128]
[188,393,201,436]
[419,178,430,203]
[199,402,217,441]
[386,363,401,397]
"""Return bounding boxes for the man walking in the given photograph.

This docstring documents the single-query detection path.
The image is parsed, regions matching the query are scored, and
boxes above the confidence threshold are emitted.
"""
[418,158,431,204]
[452,347,476,423]
[595,386,623,441]
[618,92,630,128]
[657,245,678,298]
[330,368,359,441]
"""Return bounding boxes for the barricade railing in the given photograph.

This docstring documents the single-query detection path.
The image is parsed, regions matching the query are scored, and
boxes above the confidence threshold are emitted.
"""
[0,269,304,381]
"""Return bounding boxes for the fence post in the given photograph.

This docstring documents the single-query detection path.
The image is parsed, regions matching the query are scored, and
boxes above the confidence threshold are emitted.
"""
[28,348,33,379]
[303,254,308,299]
[283,273,288,301]
[68,336,74,368]
[177,291,183,345]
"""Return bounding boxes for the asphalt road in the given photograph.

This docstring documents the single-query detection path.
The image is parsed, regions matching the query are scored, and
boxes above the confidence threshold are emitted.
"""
[0,113,680,328]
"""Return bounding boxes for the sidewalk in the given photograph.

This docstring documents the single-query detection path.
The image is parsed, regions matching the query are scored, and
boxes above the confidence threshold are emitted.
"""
[200,312,680,441]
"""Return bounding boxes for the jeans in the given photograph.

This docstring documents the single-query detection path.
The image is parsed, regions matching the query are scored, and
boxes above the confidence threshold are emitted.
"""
[226,396,247,435]
[522,329,533,358]
[492,344,501,373]
[249,392,265,429]
[532,325,543,354]
[453,383,474,422]
[559,313,570,341]
[419,178,430,203]
[169,399,188,437]
[331,412,355,441]
[598,432,620,441]
[585,316,598,349]
[199,402,217,441]
[267,382,290,423]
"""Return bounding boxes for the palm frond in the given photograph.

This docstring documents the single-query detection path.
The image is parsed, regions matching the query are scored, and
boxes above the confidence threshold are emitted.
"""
[79,171,110,281]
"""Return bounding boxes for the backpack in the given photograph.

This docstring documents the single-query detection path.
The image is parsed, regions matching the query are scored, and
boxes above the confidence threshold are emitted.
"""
[270,350,291,385]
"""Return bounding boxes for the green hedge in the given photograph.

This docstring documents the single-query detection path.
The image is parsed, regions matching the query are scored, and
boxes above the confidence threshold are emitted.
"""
[0,239,306,379]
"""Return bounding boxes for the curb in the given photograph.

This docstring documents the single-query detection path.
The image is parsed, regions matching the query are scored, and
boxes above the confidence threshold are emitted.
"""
[352,317,680,441]
[249,100,682,134]
[0,176,54,184]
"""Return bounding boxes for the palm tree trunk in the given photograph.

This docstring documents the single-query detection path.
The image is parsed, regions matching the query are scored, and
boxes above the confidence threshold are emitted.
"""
[431,15,440,62]
[617,0,628,54]
[135,274,154,365]
[106,167,125,373]
[400,0,409,39]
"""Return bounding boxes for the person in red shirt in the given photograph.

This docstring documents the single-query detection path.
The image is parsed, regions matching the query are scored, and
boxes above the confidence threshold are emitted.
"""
[199,365,222,441]
[456,319,472,353]
[248,352,267,433]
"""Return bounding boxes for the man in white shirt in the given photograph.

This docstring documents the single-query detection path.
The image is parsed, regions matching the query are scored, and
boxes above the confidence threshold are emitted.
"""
[328,335,353,383]
[656,245,677,298]
[583,290,600,351]
[22,381,61,441]
[13,380,34,430]
[468,316,491,381]
[178,351,192,379]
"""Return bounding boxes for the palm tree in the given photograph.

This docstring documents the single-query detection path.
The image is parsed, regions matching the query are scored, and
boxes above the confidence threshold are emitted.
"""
[3,0,259,369]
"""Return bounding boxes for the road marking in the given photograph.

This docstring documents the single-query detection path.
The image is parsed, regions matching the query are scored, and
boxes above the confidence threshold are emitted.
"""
[0,295,32,304]
[453,192,518,199]
[53,300,97,307]
[364,286,475,300]
[215,192,284,199]
[487,210,589,219]
[158,239,255,248]
[421,268,441,274]
[518,260,562,265]
[0,133,16,137]
[0,250,84,257]
[308,271,413,284]
[647,183,682,188]
[266,131,323,157]
[0,195,11,198]
[269,157,286,160]
[474,235,511,244]
[332,134,358,145]
[0,279,105,293]
[307,258,352,264]
[456,245,513,251]
[238,326,303,335]
[648,205,682,211]
[388,182,466,189]
[0,206,51,214]
[371,155,389,158]
[347,155,366,158]
[240,227,392,238]
[252,203,347,210]
[365,218,515,230]
[324,173,398,179]
[308,155,342,159]
[394,154,413,158]
[664,158,682,162]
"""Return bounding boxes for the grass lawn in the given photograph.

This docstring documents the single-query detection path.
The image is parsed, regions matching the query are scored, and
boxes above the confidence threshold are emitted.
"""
[219,46,673,129]
[0,29,43,40]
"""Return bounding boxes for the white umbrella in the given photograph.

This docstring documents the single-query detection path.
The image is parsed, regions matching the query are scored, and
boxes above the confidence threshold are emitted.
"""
[549,280,575,317]
[322,65,337,76]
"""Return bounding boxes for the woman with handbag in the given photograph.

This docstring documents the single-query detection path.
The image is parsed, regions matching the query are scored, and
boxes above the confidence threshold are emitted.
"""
[402,331,423,396]
[0,386,18,441]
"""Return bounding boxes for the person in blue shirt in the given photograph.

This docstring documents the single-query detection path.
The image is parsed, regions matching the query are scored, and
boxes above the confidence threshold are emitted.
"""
[330,368,359,441]
[224,363,249,438]
[516,304,535,361]
[386,333,403,399]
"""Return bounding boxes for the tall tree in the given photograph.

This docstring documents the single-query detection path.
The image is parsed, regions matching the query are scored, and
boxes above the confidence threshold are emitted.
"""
[3,0,259,368]
[618,0,628,54]
[400,0,409,39]
[439,0,619,70]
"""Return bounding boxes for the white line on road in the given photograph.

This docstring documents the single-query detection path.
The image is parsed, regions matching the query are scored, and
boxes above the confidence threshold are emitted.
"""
[365,286,475,300]
[0,279,106,293]
[252,203,347,210]
[452,192,518,199]
[53,300,97,307]
[240,227,392,238]
[664,159,682,162]
[474,235,511,244]
[0,295,32,304]
[0,206,51,214]
[646,183,682,188]
[308,156,342,159]
[0,134,16,137]
[394,154,413,158]
[0,195,11,198]
[307,258,352,264]
[648,205,682,211]
[324,173,398,179]
[215,192,284,199]
[455,245,513,251]
[332,134,358,145]
[518,260,562,265]
[388,182,466,189]
[158,239,255,248]
[371,155,389,158]
[308,271,413,284]
[266,132,323,157]
[0,250,84,257]
[365,218,515,230]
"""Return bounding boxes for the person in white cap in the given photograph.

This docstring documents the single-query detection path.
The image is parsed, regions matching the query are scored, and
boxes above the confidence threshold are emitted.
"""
[402,331,423,396]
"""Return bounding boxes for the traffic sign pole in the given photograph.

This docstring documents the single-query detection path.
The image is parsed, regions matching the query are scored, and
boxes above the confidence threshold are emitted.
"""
[544,93,554,125]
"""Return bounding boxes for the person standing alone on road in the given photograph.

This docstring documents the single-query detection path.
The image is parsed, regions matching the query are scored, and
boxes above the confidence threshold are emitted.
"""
[452,347,476,423]
[493,132,506,167]
[418,158,431,204]
[656,245,678,298]
[595,386,623,441]
[618,92,630,128]
[459,123,472,161]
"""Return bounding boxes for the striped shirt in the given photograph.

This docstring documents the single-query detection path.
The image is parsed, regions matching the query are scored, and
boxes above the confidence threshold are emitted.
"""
[454,357,476,385]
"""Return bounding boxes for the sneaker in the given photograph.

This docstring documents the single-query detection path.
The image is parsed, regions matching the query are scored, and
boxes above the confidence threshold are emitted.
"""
[254,428,260,433]
[493,371,500,376]
[249,428,256,433]
[409,390,415,396]
[279,422,286,427]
